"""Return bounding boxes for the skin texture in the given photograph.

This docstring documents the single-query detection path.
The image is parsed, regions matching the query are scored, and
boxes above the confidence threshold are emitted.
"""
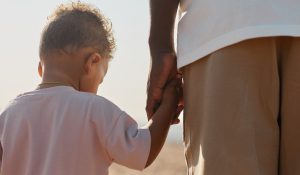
[147,0,182,122]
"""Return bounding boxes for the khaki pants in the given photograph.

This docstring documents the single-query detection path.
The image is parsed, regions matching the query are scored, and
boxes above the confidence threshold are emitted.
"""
[182,37,300,175]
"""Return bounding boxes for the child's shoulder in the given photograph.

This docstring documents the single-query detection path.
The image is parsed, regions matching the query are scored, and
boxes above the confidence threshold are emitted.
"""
[76,92,127,128]
[71,90,123,116]
[75,91,117,108]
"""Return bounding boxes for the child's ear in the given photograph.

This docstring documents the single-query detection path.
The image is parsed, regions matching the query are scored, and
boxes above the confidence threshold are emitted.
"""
[38,61,43,78]
[84,53,102,74]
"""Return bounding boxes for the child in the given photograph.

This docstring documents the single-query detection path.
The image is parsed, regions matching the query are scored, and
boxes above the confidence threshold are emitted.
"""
[0,2,182,175]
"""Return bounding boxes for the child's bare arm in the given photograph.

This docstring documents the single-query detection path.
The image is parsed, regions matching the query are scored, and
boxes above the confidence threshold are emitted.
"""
[144,78,183,168]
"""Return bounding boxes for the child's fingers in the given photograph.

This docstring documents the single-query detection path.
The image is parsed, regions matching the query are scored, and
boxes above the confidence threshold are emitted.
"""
[171,104,184,125]
[175,104,184,117]
[171,118,180,125]
[178,79,184,106]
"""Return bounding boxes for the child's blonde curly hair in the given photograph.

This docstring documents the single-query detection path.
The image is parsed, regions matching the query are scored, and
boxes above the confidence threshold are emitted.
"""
[39,2,115,59]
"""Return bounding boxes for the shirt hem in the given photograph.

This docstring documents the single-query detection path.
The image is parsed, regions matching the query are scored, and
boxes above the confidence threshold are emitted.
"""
[177,25,300,68]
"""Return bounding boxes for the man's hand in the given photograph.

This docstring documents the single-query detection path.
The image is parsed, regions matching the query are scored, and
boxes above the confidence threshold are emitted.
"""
[146,52,183,123]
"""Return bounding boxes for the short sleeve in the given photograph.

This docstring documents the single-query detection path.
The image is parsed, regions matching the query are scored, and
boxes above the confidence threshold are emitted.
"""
[105,112,151,170]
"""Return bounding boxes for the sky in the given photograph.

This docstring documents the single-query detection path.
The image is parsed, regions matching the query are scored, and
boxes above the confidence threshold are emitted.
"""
[0,0,183,141]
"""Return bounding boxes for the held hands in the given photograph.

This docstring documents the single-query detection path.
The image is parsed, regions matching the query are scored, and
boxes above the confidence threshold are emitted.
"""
[161,76,184,124]
[146,52,184,124]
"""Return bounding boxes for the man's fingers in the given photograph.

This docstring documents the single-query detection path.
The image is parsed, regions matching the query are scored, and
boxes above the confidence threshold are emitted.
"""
[146,83,166,118]
[146,53,178,118]
[146,98,161,119]
[146,100,155,119]
[146,86,163,119]
[146,97,159,119]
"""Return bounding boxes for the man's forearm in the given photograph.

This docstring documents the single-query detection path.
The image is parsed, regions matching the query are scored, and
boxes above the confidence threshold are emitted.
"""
[149,0,180,53]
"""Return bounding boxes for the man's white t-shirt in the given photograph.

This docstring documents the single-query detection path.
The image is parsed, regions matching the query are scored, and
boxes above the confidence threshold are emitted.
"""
[0,86,150,175]
[177,0,300,68]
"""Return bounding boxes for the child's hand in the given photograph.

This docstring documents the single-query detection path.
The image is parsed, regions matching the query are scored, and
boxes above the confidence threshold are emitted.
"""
[162,78,179,107]
[161,76,184,124]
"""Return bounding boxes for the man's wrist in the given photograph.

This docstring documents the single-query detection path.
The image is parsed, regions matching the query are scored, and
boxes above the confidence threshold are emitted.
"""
[149,47,176,61]
[149,44,176,57]
[148,35,175,53]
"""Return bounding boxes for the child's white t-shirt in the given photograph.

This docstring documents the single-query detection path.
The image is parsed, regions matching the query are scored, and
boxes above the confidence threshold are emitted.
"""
[0,86,150,175]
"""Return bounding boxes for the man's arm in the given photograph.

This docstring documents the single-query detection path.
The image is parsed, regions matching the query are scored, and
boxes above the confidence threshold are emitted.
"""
[149,0,180,52]
[147,0,181,119]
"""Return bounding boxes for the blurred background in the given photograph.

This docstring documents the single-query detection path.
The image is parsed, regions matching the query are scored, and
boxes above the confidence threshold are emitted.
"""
[0,0,186,174]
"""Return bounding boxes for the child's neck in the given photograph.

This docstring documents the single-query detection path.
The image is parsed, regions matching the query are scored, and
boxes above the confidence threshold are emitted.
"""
[39,71,80,90]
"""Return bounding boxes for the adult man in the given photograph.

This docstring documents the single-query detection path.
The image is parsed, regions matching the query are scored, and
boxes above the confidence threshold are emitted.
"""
[146,0,300,174]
